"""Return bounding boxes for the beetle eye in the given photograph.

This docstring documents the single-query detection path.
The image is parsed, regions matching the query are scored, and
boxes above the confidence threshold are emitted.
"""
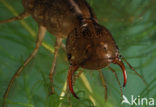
[67,53,72,60]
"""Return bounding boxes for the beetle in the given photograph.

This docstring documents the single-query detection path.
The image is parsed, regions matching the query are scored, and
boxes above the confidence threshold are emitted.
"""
[0,0,100,106]
[65,0,147,99]
[0,0,146,106]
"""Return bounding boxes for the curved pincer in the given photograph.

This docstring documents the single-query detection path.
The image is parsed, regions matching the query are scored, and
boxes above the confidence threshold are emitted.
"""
[113,58,127,87]
[67,65,79,99]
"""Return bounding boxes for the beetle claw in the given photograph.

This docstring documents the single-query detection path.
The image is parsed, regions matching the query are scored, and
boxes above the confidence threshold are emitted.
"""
[113,58,127,87]
[67,65,79,99]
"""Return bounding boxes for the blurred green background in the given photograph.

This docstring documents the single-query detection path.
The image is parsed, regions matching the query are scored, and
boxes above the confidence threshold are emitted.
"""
[0,0,156,107]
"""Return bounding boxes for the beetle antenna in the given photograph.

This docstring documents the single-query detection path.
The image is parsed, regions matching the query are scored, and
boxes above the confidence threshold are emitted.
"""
[121,55,147,85]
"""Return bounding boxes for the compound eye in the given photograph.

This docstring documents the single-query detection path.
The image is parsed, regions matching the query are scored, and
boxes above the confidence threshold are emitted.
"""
[67,53,72,60]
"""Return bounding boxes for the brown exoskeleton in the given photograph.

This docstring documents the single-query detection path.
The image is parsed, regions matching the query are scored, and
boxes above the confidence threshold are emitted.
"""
[0,0,147,106]
[0,0,99,106]
[65,0,147,99]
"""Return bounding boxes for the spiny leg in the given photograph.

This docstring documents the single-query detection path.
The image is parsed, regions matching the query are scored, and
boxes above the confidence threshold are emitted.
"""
[49,37,63,94]
[108,66,123,101]
[3,25,46,107]
[0,11,29,24]
[73,70,84,84]
[98,70,107,101]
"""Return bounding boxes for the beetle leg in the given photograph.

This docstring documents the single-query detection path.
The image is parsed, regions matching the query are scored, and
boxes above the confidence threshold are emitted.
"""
[49,37,62,94]
[108,66,123,101]
[0,11,29,24]
[73,70,83,85]
[98,70,107,101]
[3,25,46,107]
[61,43,66,52]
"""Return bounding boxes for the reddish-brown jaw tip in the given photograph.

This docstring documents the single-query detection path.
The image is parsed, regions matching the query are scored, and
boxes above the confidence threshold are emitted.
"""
[113,59,127,87]
[67,65,79,99]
